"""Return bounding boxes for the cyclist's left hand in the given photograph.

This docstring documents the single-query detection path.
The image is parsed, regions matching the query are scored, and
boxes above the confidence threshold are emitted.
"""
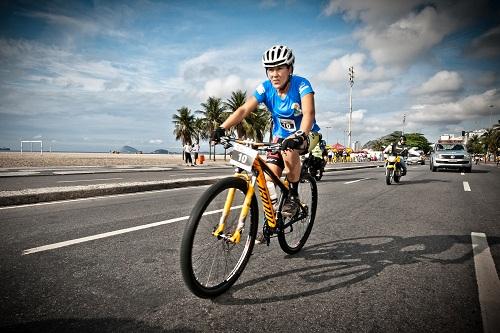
[281,131,306,150]
[211,127,226,144]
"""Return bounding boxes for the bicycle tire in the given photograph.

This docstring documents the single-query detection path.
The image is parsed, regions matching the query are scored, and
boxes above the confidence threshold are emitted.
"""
[314,167,323,181]
[278,173,317,254]
[180,177,258,298]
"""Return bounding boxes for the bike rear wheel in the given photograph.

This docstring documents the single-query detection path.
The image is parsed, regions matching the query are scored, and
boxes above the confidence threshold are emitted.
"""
[278,173,317,254]
[180,177,258,298]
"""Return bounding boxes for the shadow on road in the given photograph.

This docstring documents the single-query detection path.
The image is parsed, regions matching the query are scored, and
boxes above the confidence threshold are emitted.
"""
[395,178,450,185]
[1,317,191,333]
[215,234,500,305]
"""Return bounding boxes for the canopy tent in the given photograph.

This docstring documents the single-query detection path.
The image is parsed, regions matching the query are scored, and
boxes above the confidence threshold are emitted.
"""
[330,142,345,150]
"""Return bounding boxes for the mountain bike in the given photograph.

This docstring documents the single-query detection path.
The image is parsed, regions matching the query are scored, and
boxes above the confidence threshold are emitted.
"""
[180,136,318,298]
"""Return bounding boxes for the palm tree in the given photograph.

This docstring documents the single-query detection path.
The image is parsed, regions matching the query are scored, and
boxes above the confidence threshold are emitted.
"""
[193,117,208,145]
[198,96,228,160]
[480,128,499,163]
[244,106,271,141]
[172,106,196,146]
[466,134,483,158]
[224,90,247,138]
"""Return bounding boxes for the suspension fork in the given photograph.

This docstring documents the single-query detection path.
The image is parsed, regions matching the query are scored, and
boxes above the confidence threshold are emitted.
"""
[212,172,256,244]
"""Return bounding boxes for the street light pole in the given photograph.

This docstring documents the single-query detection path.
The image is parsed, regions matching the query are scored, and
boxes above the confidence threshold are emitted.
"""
[325,126,332,144]
[348,66,354,149]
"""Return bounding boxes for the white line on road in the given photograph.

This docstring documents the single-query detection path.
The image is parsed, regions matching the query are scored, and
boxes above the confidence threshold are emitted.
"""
[463,181,471,191]
[344,177,371,184]
[57,177,124,183]
[22,205,242,255]
[471,232,500,333]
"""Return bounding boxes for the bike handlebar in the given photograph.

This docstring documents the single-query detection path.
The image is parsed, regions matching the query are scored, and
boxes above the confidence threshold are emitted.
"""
[219,136,281,152]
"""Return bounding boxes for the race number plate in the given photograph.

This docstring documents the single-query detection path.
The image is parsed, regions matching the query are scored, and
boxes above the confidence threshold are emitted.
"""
[230,143,258,172]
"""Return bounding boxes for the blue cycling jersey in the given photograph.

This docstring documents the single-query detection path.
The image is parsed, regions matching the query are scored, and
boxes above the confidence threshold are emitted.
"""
[253,75,320,138]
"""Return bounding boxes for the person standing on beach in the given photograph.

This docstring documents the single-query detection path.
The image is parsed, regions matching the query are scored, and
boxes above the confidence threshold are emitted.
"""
[192,142,200,165]
[183,143,193,166]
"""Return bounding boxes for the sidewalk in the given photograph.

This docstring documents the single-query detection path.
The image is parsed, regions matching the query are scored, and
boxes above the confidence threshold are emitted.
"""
[0,161,384,207]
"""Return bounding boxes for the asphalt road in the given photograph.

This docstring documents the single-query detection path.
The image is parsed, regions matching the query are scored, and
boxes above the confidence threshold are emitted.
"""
[1,163,499,332]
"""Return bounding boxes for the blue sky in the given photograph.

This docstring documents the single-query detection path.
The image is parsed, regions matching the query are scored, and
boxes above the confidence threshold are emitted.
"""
[1,0,499,152]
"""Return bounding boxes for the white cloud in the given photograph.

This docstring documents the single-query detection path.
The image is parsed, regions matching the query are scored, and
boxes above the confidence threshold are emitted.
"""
[149,139,163,144]
[360,81,393,97]
[356,6,456,67]
[316,53,390,83]
[412,71,463,95]
[324,0,490,68]
[409,89,499,125]
[322,0,420,28]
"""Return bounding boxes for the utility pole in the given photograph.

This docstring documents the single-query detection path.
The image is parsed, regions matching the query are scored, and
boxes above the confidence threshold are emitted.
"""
[348,66,354,149]
[325,126,332,144]
[402,114,406,135]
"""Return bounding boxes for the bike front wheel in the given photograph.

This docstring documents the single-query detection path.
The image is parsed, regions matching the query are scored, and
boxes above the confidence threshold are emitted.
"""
[278,173,317,254]
[385,168,393,185]
[180,177,258,298]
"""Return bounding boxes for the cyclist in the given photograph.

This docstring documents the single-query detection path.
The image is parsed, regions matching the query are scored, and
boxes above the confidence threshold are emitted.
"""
[383,135,408,175]
[212,44,320,216]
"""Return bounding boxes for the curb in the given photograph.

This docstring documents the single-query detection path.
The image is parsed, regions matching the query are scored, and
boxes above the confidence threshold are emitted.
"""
[0,164,383,207]
[0,176,225,207]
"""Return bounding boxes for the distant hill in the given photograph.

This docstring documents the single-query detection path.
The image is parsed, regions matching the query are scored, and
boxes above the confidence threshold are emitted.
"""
[120,145,139,154]
[151,149,169,154]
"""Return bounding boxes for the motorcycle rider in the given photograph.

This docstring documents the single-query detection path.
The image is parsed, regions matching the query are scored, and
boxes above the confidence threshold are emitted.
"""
[311,140,326,167]
[383,135,408,175]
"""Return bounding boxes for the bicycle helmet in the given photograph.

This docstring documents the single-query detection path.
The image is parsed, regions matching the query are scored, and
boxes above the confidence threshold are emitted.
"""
[262,45,295,68]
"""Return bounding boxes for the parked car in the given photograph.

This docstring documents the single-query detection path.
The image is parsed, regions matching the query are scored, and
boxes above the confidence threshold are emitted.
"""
[430,142,471,172]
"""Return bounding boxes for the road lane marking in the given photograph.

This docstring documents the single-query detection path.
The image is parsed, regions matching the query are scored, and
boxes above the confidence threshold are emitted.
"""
[344,177,371,184]
[57,178,124,183]
[463,181,471,191]
[471,232,500,333]
[22,205,242,255]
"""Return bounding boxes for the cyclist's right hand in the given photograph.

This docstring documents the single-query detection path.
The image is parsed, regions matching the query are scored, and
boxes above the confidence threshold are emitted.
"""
[211,127,226,144]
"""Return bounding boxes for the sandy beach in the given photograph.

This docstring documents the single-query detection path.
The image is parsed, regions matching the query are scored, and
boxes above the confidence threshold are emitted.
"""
[0,152,227,168]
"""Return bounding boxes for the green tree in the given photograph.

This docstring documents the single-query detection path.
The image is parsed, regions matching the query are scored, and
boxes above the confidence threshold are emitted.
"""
[224,90,247,138]
[466,134,483,155]
[198,96,228,160]
[480,128,500,162]
[405,133,432,154]
[382,131,403,147]
[371,139,385,151]
[381,131,431,153]
[246,106,271,141]
[172,106,196,147]
[193,117,208,145]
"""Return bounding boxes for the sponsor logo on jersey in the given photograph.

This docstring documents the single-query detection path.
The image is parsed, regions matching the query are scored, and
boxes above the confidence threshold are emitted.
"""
[298,81,309,94]
[256,84,265,95]
[292,102,302,116]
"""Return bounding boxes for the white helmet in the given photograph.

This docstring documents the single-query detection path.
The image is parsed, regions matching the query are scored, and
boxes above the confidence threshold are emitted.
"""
[262,45,295,68]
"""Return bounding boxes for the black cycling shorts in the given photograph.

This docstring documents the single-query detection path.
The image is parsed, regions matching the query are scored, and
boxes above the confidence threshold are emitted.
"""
[266,137,285,170]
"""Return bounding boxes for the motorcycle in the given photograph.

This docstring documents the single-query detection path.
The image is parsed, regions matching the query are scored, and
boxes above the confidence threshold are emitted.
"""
[385,154,404,185]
